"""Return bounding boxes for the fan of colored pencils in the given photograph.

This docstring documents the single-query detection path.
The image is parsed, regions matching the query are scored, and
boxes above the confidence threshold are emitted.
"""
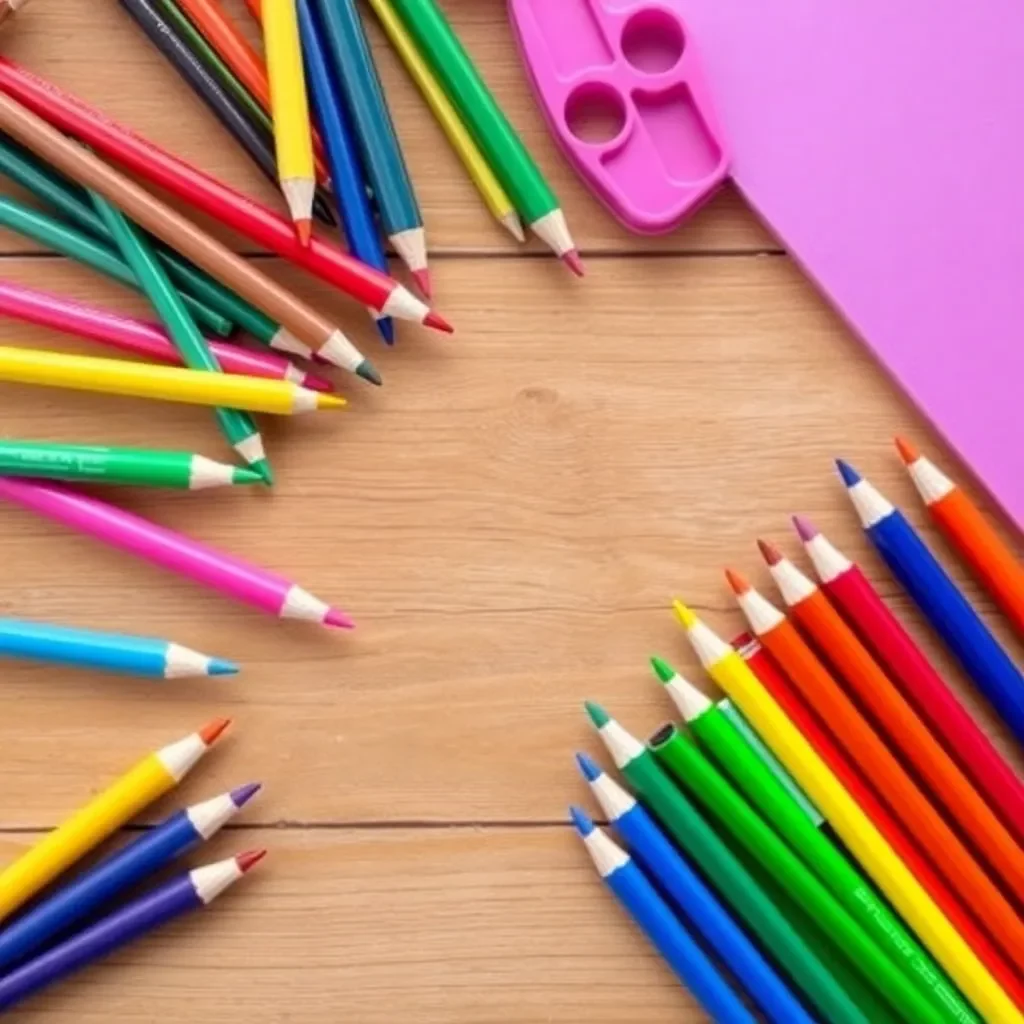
[576,439,1024,1024]
[0,719,267,1012]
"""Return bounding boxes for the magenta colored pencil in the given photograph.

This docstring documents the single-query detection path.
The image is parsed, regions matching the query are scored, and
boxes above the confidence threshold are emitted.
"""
[0,477,353,627]
[0,280,334,393]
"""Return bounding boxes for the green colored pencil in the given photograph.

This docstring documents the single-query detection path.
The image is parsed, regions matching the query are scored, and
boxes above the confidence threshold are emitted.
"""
[0,439,261,489]
[651,657,974,1024]
[650,721,948,1024]
[88,190,273,484]
[584,702,871,1024]
[385,0,580,271]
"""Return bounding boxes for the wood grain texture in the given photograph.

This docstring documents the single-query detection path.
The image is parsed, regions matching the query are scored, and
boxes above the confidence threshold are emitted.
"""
[0,1,1019,1022]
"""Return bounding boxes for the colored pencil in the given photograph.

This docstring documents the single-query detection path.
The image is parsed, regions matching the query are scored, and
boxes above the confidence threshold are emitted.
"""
[121,0,333,229]
[571,809,758,1024]
[0,719,230,922]
[0,851,264,1011]
[0,345,341,415]
[898,437,1024,637]
[0,439,261,490]
[652,655,962,1020]
[0,281,333,391]
[0,0,29,28]
[294,0,394,344]
[761,538,1024,908]
[727,574,1024,978]
[0,87,380,382]
[795,515,1024,849]
[0,129,239,339]
[649,720,947,1024]
[263,0,317,244]
[386,0,580,273]
[312,0,430,294]
[0,785,259,973]
[0,617,238,678]
[365,0,523,242]
[576,755,813,1024]
[0,58,450,330]
[734,630,1024,1015]
[0,477,354,625]
[672,602,1020,1022]
[585,703,871,1024]
[839,459,1024,746]
[90,188,272,483]
[0,194,235,338]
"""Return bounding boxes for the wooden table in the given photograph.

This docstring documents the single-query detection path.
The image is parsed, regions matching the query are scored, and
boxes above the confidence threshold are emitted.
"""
[0,2,1019,1021]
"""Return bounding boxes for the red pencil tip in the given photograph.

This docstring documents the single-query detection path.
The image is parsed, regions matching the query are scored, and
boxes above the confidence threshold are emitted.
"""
[236,849,267,874]
[323,607,355,629]
[894,435,920,465]
[295,219,312,247]
[792,515,819,543]
[301,375,332,393]
[424,309,454,334]
[757,538,785,567]
[411,268,433,299]
[562,249,585,277]
[199,717,231,746]
[725,567,751,596]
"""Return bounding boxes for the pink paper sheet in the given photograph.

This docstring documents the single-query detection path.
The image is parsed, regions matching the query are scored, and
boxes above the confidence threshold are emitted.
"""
[672,0,1024,527]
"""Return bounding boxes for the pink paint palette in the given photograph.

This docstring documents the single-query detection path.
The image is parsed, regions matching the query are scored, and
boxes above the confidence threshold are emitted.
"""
[509,0,729,235]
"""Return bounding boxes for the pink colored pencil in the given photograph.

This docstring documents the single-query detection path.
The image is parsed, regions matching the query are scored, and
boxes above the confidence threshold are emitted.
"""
[0,477,353,627]
[0,280,334,393]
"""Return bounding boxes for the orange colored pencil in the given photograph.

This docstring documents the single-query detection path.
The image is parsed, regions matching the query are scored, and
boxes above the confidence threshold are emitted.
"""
[728,569,1024,978]
[174,0,330,187]
[897,436,1024,638]
[760,538,1024,910]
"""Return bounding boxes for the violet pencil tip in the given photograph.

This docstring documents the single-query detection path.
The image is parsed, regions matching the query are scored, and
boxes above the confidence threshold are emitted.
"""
[792,514,819,542]
[231,782,262,807]
[835,458,861,487]
[575,752,602,782]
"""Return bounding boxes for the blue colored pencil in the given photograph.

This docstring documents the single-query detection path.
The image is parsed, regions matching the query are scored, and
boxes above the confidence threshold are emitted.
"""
[571,807,758,1024]
[576,754,814,1024]
[0,851,265,1012]
[0,784,260,972]
[838,459,1024,746]
[297,0,393,344]
[0,617,238,679]
[312,0,430,295]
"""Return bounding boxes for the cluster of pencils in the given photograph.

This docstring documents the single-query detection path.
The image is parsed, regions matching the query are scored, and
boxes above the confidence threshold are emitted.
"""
[576,438,1024,1023]
[0,719,263,1012]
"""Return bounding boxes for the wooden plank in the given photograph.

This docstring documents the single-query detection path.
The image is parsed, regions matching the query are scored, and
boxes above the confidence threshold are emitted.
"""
[0,0,772,256]
[0,253,1017,828]
[0,826,713,1023]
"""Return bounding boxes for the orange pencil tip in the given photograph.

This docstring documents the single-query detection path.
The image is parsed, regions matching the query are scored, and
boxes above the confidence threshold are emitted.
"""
[295,219,312,247]
[199,717,232,746]
[756,538,785,567]
[236,849,268,874]
[894,436,920,465]
[724,568,751,596]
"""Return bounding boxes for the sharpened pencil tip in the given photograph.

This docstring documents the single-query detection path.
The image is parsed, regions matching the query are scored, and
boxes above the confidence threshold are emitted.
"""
[323,608,355,629]
[230,782,261,807]
[575,752,602,781]
[649,655,676,684]
[250,459,274,487]
[424,309,454,334]
[356,360,382,386]
[411,268,433,299]
[672,599,697,629]
[236,849,267,873]
[569,806,595,836]
[562,249,585,277]
[894,436,920,465]
[300,372,333,393]
[584,701,610,728]
[376,316,396,345]
[501,211,526,243]
[792,514,819,542]
[835,458,861,487]
[725,568,751,596]
[199,717,231,746]
[757,538,784,567]
[208,658,240,677]
[295,219,312,247]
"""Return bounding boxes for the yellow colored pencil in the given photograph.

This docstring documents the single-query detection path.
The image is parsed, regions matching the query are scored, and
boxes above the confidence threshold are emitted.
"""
[0,720,229,922]
[365,0,523,242]
[672,600,1023,1024]
[0,345,344,415]
[264,0,317,245]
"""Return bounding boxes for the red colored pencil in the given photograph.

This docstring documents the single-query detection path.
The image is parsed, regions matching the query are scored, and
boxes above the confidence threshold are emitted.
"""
[795,515,1024,850]
[897,436,1024,638]
[734,631,1024,1008]
[0,57,451,333]
[729,571,1024,977]
[760,537,1024,911]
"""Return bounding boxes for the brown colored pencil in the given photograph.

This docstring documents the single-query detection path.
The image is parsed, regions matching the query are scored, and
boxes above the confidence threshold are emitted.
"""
[0,90,380,385]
